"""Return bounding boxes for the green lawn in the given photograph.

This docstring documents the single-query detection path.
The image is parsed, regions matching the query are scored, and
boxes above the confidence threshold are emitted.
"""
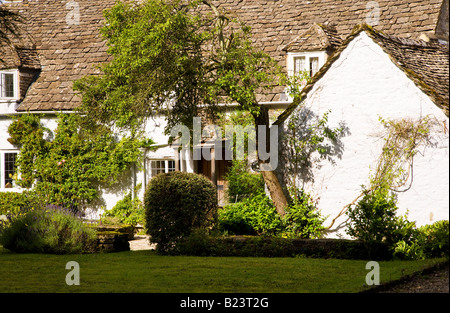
[0,246,445,293]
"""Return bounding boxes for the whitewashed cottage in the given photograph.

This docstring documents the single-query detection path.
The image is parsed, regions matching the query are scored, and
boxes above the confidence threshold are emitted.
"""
[1,0,448,235]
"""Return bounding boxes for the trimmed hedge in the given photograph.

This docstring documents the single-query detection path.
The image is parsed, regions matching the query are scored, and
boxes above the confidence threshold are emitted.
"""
[173,230,384,259]
[144,171,217,253]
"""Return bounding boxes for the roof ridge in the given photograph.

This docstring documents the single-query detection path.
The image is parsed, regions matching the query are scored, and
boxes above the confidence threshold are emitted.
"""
[274,23,449,125]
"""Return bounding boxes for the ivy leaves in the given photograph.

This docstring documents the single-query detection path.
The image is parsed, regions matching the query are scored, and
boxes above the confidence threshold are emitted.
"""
[8,114,142,210]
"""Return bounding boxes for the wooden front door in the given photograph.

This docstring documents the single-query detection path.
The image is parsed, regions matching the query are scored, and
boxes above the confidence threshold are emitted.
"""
[197,147,231,206]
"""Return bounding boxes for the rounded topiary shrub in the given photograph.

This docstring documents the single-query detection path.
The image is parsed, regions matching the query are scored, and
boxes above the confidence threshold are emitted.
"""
[144,171,217,253]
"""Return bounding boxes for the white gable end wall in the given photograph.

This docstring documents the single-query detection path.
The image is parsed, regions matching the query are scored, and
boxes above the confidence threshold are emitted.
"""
[283,32,449,237]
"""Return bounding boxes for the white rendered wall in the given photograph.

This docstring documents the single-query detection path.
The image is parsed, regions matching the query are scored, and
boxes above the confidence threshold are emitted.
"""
[282,32,449,237]
[0,113,174,215]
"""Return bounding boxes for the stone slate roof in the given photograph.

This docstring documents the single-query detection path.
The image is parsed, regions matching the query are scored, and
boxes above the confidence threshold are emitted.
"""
[367,28,449,115]
[275,24,450,125]
[1,0,446,111]
[3,0,115,111]
[282,23,342,52]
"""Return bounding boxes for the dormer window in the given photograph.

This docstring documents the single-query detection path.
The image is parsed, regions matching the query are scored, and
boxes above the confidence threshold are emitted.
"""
[0,70,18,99]
[289,52,325,78]
[283,23,342,81]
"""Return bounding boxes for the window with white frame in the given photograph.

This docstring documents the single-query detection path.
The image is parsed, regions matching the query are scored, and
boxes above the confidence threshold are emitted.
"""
[150,159,175,177]
[0,151,18,189]
[0,70,18,99]
[288,52,326,78]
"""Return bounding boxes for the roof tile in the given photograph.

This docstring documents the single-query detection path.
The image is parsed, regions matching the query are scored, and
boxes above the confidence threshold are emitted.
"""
[1,0,445,110]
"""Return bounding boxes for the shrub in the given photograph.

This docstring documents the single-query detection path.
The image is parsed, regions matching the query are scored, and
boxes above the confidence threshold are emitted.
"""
[218,194,283,236]
[346,188,415,259]
[144,171,217,253]
[0,207,97,254]
[0,191,43,217]
[103,188,144,226]
[282,189,325,239]
[417,220,449,258]
[225,160,265,202]
[394,220,450,260]
[218,189,325,239]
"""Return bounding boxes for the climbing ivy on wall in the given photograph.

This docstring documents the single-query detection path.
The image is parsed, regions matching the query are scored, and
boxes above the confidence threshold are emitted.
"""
[328,115,439,230]
[370,116,437,193]
[7,114,143,211]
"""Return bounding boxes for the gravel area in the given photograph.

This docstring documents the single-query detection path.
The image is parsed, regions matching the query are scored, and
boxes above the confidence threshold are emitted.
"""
[366,261,449,293]
[129,235,156,251]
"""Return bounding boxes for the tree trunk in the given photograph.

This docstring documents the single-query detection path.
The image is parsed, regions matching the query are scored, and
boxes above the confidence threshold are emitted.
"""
[261,170,288,216]
[253,106,288,216]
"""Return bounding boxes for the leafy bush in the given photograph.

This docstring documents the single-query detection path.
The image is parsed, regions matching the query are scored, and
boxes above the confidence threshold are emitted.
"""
[224,160,265,202]
[394,220,449,259]
[144,171,217,253]
[218,189,325,239]
[0,207,97,254]
[346,188,416,259]
[417,220,449,258]
[0,191,43,217]
[218,194,283,236]
[103,188,144,226]
[282,189,325,239]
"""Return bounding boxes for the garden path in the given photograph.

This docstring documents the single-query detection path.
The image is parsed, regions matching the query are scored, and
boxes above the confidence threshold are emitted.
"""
[129,235,155,251]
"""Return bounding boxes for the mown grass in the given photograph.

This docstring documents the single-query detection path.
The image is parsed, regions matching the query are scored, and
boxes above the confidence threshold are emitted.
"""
[0,246,445,293]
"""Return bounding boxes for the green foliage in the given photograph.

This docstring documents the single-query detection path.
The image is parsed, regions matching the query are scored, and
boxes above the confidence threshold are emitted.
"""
[346,188,416,259]
[416,220,449,258]
[344,117,441,260]
[284,69,311,98]
[7,114,142,211]
[224,160,265,202]
[282,188,325,239]
[393,220,449,260]
[371,116,435,192]
[218,190,325,238]
[0,191,43,217]
[102,187,145,226]
[218,194,283,236]
[174,229,370,259]
[0,208,97,254]
[174,229,298,257]
[286,108,345,185]
[144,171,218,253]
[73,0,282,135]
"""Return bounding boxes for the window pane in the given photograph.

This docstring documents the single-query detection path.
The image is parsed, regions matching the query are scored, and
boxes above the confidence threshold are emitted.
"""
[4,153,17,188]
[168,160,175,172]
[151,160,166,176]
[293,56,305,75]
[310,57,319,77]
[1,73,15,98]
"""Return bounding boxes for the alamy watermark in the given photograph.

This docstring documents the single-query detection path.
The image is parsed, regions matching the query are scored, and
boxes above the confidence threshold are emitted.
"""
[66,1,80,26]
[65,261,80,286]
[365,261,380,286]
[170,117,279,171]
[366,1,380,26]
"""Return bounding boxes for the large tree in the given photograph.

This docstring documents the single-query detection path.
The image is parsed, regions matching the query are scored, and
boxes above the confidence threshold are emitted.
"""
[74,0,289,214]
